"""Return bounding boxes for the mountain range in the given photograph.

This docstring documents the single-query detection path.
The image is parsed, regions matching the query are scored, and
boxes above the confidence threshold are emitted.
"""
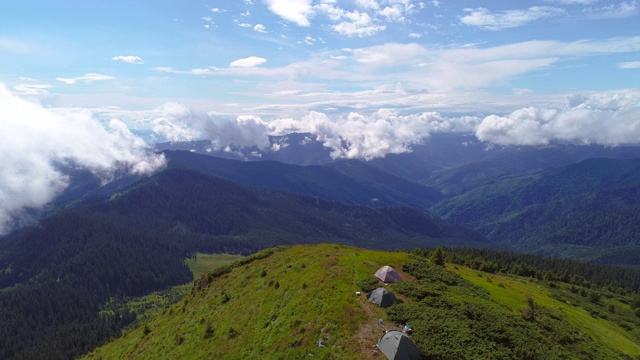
[3,131,640,358]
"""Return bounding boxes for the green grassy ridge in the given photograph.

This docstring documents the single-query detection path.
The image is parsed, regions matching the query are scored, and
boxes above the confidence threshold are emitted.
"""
[84,245,408,359]
[85,245,640,360]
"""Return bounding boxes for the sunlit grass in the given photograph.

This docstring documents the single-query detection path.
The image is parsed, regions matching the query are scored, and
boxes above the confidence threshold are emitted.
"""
[84,245,411,359]
[186,253,243,279]
[451,265,640,357]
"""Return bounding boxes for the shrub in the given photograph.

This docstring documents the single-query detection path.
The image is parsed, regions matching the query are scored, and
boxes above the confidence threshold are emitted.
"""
[204,323,214,339]
[358,277,379,293]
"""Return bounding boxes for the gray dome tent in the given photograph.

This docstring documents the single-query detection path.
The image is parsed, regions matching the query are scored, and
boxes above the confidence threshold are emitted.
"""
[368,287,398,308]
[377,331,423,360]
[375,265,402,283]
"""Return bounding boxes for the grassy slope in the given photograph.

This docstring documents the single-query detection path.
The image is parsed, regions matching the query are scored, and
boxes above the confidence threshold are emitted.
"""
[85,245,640,360]
[452,266,640,357]
[101,254,244,328]
[85,245,409,359]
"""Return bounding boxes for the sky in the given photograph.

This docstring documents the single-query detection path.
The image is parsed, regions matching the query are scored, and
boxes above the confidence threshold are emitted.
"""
[1,0,640,232]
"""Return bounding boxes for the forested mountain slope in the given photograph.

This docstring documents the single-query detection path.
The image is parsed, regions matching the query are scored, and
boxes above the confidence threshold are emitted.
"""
[431,158,640,263]
[163,150,442,209]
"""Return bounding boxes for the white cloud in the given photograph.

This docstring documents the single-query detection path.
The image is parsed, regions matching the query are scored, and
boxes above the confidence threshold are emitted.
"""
[460,6,565,30]
[155,36,640,97]
[229,56,267,68]
[475,91,640,146]
[13,83,53,95]
[619,61,640,69]
[264,0,314,26]
[0,83,165,234]
[268,109,479,160]
[583,1,638,19]
[238,22,252,27]
[152,103,206,142]
[152,103,271,149]
[254,23,267,33]
[379,6,405,22]
[56,73,115,85]
[155,66,220,75]
[356,0,380,10]
[316,4,386,37]
[332,11,386,37]
[409,32,423,38]
[512,88,533,95]
[544,0,597,4]
[112,55,144,64]
[350,43,426,66]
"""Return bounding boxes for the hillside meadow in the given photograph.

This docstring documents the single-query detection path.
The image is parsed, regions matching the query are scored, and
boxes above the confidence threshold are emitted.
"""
[85,245,640,359]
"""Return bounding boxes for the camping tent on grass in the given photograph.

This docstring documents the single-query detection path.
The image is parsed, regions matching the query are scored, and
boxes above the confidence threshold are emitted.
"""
[377,331,423,360]
[368,287,398,308]
[375,265,402,283]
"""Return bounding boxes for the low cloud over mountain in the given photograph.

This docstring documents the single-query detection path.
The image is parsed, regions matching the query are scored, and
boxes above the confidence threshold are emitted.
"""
[0,84,165,234]
[3,83,640,235]
[476,91,640,146]
[153,90,640,159]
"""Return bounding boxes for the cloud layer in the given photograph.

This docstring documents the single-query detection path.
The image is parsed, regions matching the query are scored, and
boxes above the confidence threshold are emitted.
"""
[150,90,640,160]
[0,84,165,234]
[269,110,478,159]
[56,73,115,85]
[112,55,144,64]
[460,6,565,30]
[476,91,640,146]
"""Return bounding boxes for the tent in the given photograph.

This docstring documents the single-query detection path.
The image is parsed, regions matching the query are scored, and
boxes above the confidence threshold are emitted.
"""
[368,287,398,308]
[377,331,423,360]
[375,265,402,283]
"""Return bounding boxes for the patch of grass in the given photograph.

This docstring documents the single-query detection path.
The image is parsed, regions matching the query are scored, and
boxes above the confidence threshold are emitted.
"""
[186,253,243,279]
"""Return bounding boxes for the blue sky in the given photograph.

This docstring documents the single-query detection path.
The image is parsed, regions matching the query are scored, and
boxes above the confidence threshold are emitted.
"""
[0,0,640,232]
[2,0,639,114]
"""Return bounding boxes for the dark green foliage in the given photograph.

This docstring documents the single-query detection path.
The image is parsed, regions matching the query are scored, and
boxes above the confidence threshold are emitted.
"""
[357,277,380,293]
[204,323,214,339]
[431,158,640,264]
[430,246,445,266]
[521,297,536,321]
[388,259,618,360]
[440,247,640,292]
[221,293,230,304]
